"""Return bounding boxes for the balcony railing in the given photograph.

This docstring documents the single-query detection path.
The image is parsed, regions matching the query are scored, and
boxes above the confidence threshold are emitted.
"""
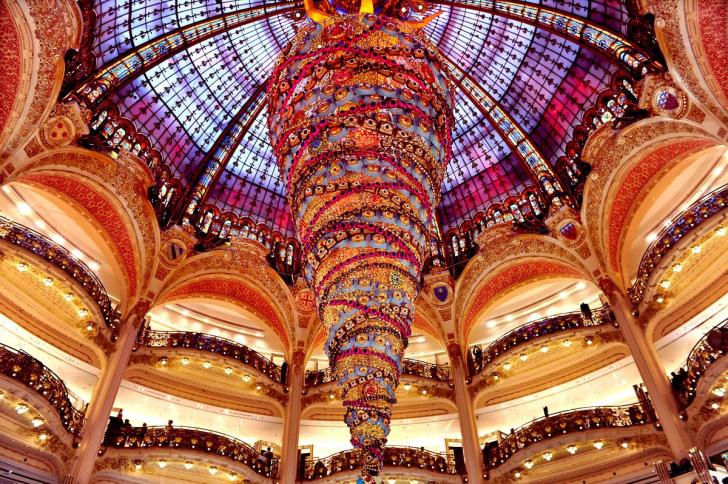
[468,306,617,378]
[301,446,459,480]
[103,424,278,479]
[304,358,451,388]
[0,215,121,332]
[0,343,86,435]
[671,317,728,409]
[135,327,284,384]
[483,402,655,470]
[629,184,727,307]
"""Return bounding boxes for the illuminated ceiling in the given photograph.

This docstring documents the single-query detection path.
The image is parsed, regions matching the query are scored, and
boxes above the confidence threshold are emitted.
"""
[80,0,659,234]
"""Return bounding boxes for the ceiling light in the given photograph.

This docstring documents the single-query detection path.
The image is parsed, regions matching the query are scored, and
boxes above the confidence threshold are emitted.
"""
[716,227,726,237]
[32,418,44,427]
[134,462,142,470]
[712,388,725,397]
[519,353,528,361]
[660,280,671,289]
[16,262,28,272]
[228,473,237,481]
[242,374,251,382]
[492,373,500,381]
[329,393,335,400]
[85,323,95,332]
[505,314,515,322]
[656,295,665,304]
[421,389,428,395]
[256,384,262,391]
[88,261,101,271]
[562,339,572,348]
[485,320,496,328]
[403,383,412,391]
[37,432,48,442]
[64,292,74,302]
[711,402,720,410]
[388,479,396,484]
[620,441,630,449]
[593,441,604,450]
[691,245,701,254]
[184,462,193,470]
[43,277,53,286]
[159,357,168,366]
[158,460,167,469]
[15,404,29,414]
[540,345,548,353]
[70,249,84,260]
[503,362,512,370]
[180,357,190,365]
[224,367,233,375]
[514,471,521,478]
[16,203,32,215]
[51,234,65,245]
[576,282,587,290]
[672,263,682,273]
[585,337,593,345]
[202,360,212,369]
[209,466,218,475]
[77,308,89,318]
[542,452,552,461]
[567,445,577,454]
[645,232,657,243]
[524,460,534,469]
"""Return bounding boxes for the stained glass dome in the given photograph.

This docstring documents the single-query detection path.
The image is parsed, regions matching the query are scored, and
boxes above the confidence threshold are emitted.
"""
[68,0,662,245]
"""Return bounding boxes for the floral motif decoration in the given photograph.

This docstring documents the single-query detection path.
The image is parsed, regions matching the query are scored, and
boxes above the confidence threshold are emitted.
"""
[268,14,453,478]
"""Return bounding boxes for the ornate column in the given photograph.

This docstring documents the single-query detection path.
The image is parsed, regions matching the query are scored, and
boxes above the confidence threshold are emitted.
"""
[64,304,148,483]
[280,349,306,483]
[447,343,485,484]
[599,278,694,459]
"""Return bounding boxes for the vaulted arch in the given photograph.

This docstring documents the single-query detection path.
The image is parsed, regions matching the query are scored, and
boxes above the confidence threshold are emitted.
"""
[8,147,161,309]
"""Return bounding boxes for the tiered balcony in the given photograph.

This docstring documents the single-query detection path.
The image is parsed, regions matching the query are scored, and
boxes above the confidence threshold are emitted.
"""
[0,215,120,333]
[629,184,727,307]
[0,343,86,436]
[482,402,656,472]
[301,446,460,482]
[671,318,728,409]
[102,424,278,480]
[135,326,283,384]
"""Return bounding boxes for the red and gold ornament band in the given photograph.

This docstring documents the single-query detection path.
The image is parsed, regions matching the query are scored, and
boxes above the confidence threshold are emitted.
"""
[268,13,452,478]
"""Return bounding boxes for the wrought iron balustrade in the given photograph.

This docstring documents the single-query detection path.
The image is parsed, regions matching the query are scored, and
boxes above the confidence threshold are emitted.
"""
[483,402,655,470]
[135,327,284,383]
[628,184,727,307]
[0,215,120,332]
[671,317,728,409]
[0,343,86,435]
[301,445,458,480]
[103,424,278,478]
[304,358,451,388]
[468,306,617,378]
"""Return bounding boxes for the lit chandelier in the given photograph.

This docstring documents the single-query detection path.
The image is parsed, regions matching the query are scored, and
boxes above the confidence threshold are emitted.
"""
[268,1,453,479]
